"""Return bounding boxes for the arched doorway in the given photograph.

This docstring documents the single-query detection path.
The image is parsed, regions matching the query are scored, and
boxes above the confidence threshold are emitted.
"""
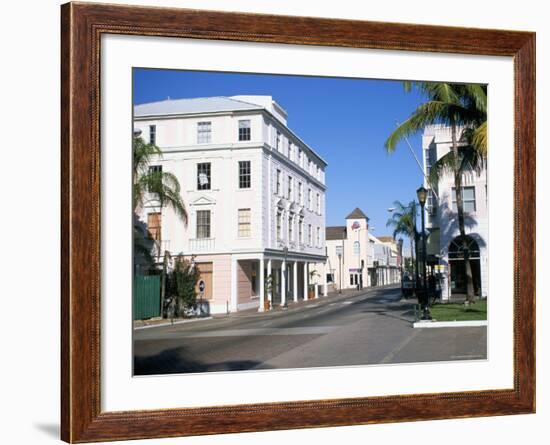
[448,235,481,296]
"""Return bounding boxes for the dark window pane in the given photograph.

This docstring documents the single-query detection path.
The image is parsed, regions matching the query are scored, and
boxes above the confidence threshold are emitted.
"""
[238,161,251,189]
[238,120,251,141]
[197,163,211,190]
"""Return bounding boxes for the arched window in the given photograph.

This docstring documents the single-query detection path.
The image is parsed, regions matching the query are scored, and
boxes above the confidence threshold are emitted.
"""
[353,241,360,255]
[448,236,480,259]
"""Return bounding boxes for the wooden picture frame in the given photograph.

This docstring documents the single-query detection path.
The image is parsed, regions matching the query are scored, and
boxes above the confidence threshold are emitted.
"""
[61,2,536,442]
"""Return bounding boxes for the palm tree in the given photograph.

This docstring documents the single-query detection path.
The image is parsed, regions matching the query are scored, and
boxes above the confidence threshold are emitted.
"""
[133,136,187,219]
[385,82,487,303]
[133,136,187,267]
[386,200,419,291]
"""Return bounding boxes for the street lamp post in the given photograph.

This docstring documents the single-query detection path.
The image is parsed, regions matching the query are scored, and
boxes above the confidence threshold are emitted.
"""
[416,186,431,320]
[336,246,343,294]
[283,246,288,308]
[341,228,345,293]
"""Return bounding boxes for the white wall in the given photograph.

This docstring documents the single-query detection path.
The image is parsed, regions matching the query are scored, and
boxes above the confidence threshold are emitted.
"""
[423,125,489,298]
[2,2,547,445]
[134,107,326,258]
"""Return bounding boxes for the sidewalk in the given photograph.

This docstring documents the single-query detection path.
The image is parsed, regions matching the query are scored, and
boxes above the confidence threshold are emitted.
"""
[133,315,212,329]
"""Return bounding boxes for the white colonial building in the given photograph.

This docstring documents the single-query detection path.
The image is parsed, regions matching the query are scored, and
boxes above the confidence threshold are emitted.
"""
[422,124,488,301]
[324,208,401,292]
[134,95,327,314]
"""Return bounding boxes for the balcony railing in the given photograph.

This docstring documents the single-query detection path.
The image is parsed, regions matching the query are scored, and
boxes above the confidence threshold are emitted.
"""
[189,237,215,252]
[151,239,170,258]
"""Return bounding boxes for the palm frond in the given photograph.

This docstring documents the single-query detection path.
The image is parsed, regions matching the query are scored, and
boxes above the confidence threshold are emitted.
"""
[428,145,485,185]
[136,171,188,223]
[385,101,471,152]
[133,137,163,177]
[471,121,487,157]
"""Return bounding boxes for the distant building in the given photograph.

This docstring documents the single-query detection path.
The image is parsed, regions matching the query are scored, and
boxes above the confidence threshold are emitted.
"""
[371,236,402,286]
[134,95,327,313]
[325,208,401,291]
[422,124,488,300]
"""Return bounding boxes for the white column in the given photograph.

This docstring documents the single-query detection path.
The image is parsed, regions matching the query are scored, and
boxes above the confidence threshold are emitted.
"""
[254,262,260,296]
[281,259,287,306]
[258,257,265,312]
[230,258,238,312]
[293,261,298,302]
[303,262,308,301]
[323,263,328,297]
[314,282,319,299]
[267,259,272,306]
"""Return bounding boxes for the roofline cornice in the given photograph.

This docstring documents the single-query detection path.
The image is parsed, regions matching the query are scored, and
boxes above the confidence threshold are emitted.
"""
[134,106,328,167]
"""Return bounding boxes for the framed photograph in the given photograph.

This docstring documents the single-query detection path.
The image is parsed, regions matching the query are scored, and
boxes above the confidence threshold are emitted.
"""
[61,2,535,442]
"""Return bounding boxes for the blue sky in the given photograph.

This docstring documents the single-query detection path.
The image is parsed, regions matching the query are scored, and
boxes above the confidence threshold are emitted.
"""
[133,68,426,238]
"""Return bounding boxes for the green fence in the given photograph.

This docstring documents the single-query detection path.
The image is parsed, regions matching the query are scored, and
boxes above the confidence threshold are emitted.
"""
[133,275,161,320]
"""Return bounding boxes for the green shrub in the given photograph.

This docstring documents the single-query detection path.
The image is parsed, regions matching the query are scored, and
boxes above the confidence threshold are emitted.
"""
[166,258,199,316]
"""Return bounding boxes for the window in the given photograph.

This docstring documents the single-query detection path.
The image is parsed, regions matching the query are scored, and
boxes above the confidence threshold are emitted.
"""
[276,169,282,195]
[353,241,360,255]
[289,214,294,241]
[238,161,251,189]
[276,210,283,240]
[316,227,321,247]
[149,125,156,145]
[197,163,211,190]
[425,148,435,177]
[147,212,161,242]
[147,165,162,192]
[299,217,304,243]
[276,131,281,152]
[308,189,312,211]
[287,176,293,200]
[452,186,476,213]
[196,210,211,238]
[197,121,211,144]
[238,208,251,237]
[308,224,312,246]
[288,142,293,161]
[238,120,251,141]
[298,182,303,205]
[427,189,437,216]
[298,149,302,167]
[316,193,320,214]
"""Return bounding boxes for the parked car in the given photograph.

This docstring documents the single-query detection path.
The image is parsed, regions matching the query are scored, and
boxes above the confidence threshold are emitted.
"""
[401,275,415,297]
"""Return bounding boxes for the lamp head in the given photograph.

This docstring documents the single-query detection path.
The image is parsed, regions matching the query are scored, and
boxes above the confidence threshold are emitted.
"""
[416,186,428,206]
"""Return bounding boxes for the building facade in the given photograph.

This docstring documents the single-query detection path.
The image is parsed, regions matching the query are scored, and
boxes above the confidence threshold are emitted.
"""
[325,208,401,292]
[372,236,402,286]
[422,124,488,301]
[134,95,327,314]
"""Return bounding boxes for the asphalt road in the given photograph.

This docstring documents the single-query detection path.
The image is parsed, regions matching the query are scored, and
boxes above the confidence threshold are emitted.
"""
[133,285,487,375]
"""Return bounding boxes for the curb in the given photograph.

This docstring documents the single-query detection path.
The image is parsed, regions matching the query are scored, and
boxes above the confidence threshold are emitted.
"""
[413,320,488,328]
[134,316,213,330]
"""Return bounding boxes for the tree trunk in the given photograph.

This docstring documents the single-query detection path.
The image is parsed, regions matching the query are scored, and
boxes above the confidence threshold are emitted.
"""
[451,122,475,303]
[160,250,169,318]
[410,238,415,275]
[414,231,420,302]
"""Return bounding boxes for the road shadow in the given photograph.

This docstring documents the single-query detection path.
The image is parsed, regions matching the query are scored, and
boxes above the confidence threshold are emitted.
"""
[360,307,416,323]
[134,345,269,375]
